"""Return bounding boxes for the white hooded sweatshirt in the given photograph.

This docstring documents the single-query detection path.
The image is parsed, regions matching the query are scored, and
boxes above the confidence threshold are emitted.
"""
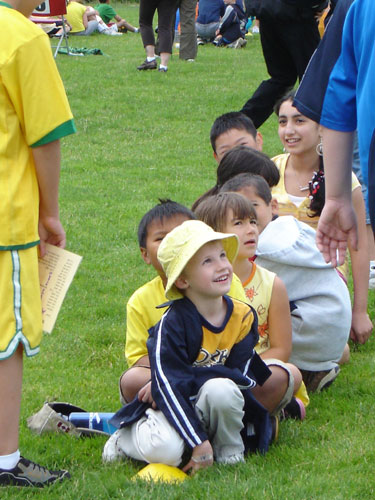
[256,216,351,371]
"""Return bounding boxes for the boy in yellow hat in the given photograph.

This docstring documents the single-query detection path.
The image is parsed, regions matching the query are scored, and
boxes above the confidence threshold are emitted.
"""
[104,220,273,473]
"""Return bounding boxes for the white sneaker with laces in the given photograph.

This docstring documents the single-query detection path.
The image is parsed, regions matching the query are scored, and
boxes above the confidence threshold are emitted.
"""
[102,430,126,462]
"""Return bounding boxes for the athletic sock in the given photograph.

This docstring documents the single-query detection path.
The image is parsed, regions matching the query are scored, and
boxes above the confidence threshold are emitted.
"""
[0,450,21,470]
[147,56,156,62]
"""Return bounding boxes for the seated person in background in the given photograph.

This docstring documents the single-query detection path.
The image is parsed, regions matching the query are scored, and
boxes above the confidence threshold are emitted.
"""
[30,15,72,37]
[195,191,307,417]
[85,6,122,35]
[120,199,247,405]
[104,221,275,470]
[95,0,139,33]
[66,0,98,35]
[196,0,225,44]
[214,0,247,48]
[210,111,263,163]
[220,172,352,393]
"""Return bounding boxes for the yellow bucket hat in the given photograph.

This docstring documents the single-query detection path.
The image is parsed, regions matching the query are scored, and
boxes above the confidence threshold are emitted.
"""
[157,220,239,301]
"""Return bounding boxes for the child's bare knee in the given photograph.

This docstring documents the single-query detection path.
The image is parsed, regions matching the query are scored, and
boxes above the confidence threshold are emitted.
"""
[120,366,150,403]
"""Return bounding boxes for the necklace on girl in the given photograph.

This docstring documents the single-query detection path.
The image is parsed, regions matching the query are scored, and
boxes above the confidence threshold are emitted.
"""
[290,162,310,192]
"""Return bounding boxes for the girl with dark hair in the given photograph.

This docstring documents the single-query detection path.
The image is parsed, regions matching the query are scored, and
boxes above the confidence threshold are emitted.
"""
[272,92,372,346]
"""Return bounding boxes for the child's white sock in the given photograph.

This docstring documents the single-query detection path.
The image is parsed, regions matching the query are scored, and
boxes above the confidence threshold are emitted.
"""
[147,56,156,62]
[159,64,168,70]
[0,450,20,470]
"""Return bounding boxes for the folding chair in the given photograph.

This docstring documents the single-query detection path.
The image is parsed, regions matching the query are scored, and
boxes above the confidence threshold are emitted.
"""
[32,0,74,58]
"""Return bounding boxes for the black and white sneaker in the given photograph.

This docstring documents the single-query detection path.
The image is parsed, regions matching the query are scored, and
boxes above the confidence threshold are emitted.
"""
[301,366,340,393]
[137,59,157,70]
[0,457,70,488]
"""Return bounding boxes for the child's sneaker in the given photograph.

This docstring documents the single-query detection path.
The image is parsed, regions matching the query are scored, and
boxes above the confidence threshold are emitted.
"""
[197,36,205,46]
[270,415,279,443]
[301,366,340,393]
[102,430,126,462]
[280,397,306,421]
[227,37,247,49]
[217,452,245,465]
[0,457,70,488]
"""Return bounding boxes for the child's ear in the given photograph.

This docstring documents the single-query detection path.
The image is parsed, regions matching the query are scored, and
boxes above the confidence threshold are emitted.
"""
[213,151,219,164]
[256,131,263,151]
[271,198,279,215]
[140,247,151,265]
[174,275,189,291]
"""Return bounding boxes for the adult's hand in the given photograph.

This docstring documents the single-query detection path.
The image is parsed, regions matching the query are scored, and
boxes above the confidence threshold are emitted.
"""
[316,199,358,267]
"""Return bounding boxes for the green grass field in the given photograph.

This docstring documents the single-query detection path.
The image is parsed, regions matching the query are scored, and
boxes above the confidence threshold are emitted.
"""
[5,4,375,498]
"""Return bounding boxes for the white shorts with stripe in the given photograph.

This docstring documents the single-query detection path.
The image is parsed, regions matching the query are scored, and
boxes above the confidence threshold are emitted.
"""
[0,247,42,360]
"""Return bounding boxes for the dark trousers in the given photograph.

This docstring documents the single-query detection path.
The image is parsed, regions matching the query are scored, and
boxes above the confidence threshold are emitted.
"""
[241,18,320,128]
[139,0,178,53]
[177,0,197,60]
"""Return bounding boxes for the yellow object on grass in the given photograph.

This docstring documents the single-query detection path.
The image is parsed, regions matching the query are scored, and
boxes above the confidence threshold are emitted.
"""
[133,463,189,483]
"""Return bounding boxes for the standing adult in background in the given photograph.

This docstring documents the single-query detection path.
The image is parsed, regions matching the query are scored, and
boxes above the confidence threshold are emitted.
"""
[176,0,197,61]
[295,0,375,270]
[137,0,178,72]
[240,0,326,129]
[294,0,375,288]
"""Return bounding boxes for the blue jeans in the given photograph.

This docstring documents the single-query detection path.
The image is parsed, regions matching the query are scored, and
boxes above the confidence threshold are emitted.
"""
[196,21,219,41]
[72,20,99,36]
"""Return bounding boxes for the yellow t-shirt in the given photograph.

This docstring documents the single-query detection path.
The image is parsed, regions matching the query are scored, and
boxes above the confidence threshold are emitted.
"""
[242,261,309,406]
[125,273,247,367]
[0,4,75,249]
[66,1,87,33]
[242,262,276,356]
[272,153,360,278]
[272,153,360,228]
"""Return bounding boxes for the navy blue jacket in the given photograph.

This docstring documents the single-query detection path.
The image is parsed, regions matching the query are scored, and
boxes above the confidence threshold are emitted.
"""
[110,296,273,454]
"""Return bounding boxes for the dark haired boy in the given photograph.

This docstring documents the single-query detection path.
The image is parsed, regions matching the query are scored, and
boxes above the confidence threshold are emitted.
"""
[120,200,248,404]
[210,111,263,163]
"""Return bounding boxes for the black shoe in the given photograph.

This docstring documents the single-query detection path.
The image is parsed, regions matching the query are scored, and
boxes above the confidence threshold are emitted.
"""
[280,397,306,421]
[158,67,168,72]
[301,366,340,393]
[137,59,157,70]
[0,457,70,488]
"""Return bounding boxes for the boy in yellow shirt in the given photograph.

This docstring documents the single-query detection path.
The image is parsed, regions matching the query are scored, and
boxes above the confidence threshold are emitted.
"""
[120,199,247,404]
[0,0,75,487]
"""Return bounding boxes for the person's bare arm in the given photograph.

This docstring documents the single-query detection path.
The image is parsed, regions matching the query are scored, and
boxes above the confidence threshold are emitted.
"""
[316,128,358,266]
[348,187,373,343]
[260,277,292,362]
[32,140,65,258]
